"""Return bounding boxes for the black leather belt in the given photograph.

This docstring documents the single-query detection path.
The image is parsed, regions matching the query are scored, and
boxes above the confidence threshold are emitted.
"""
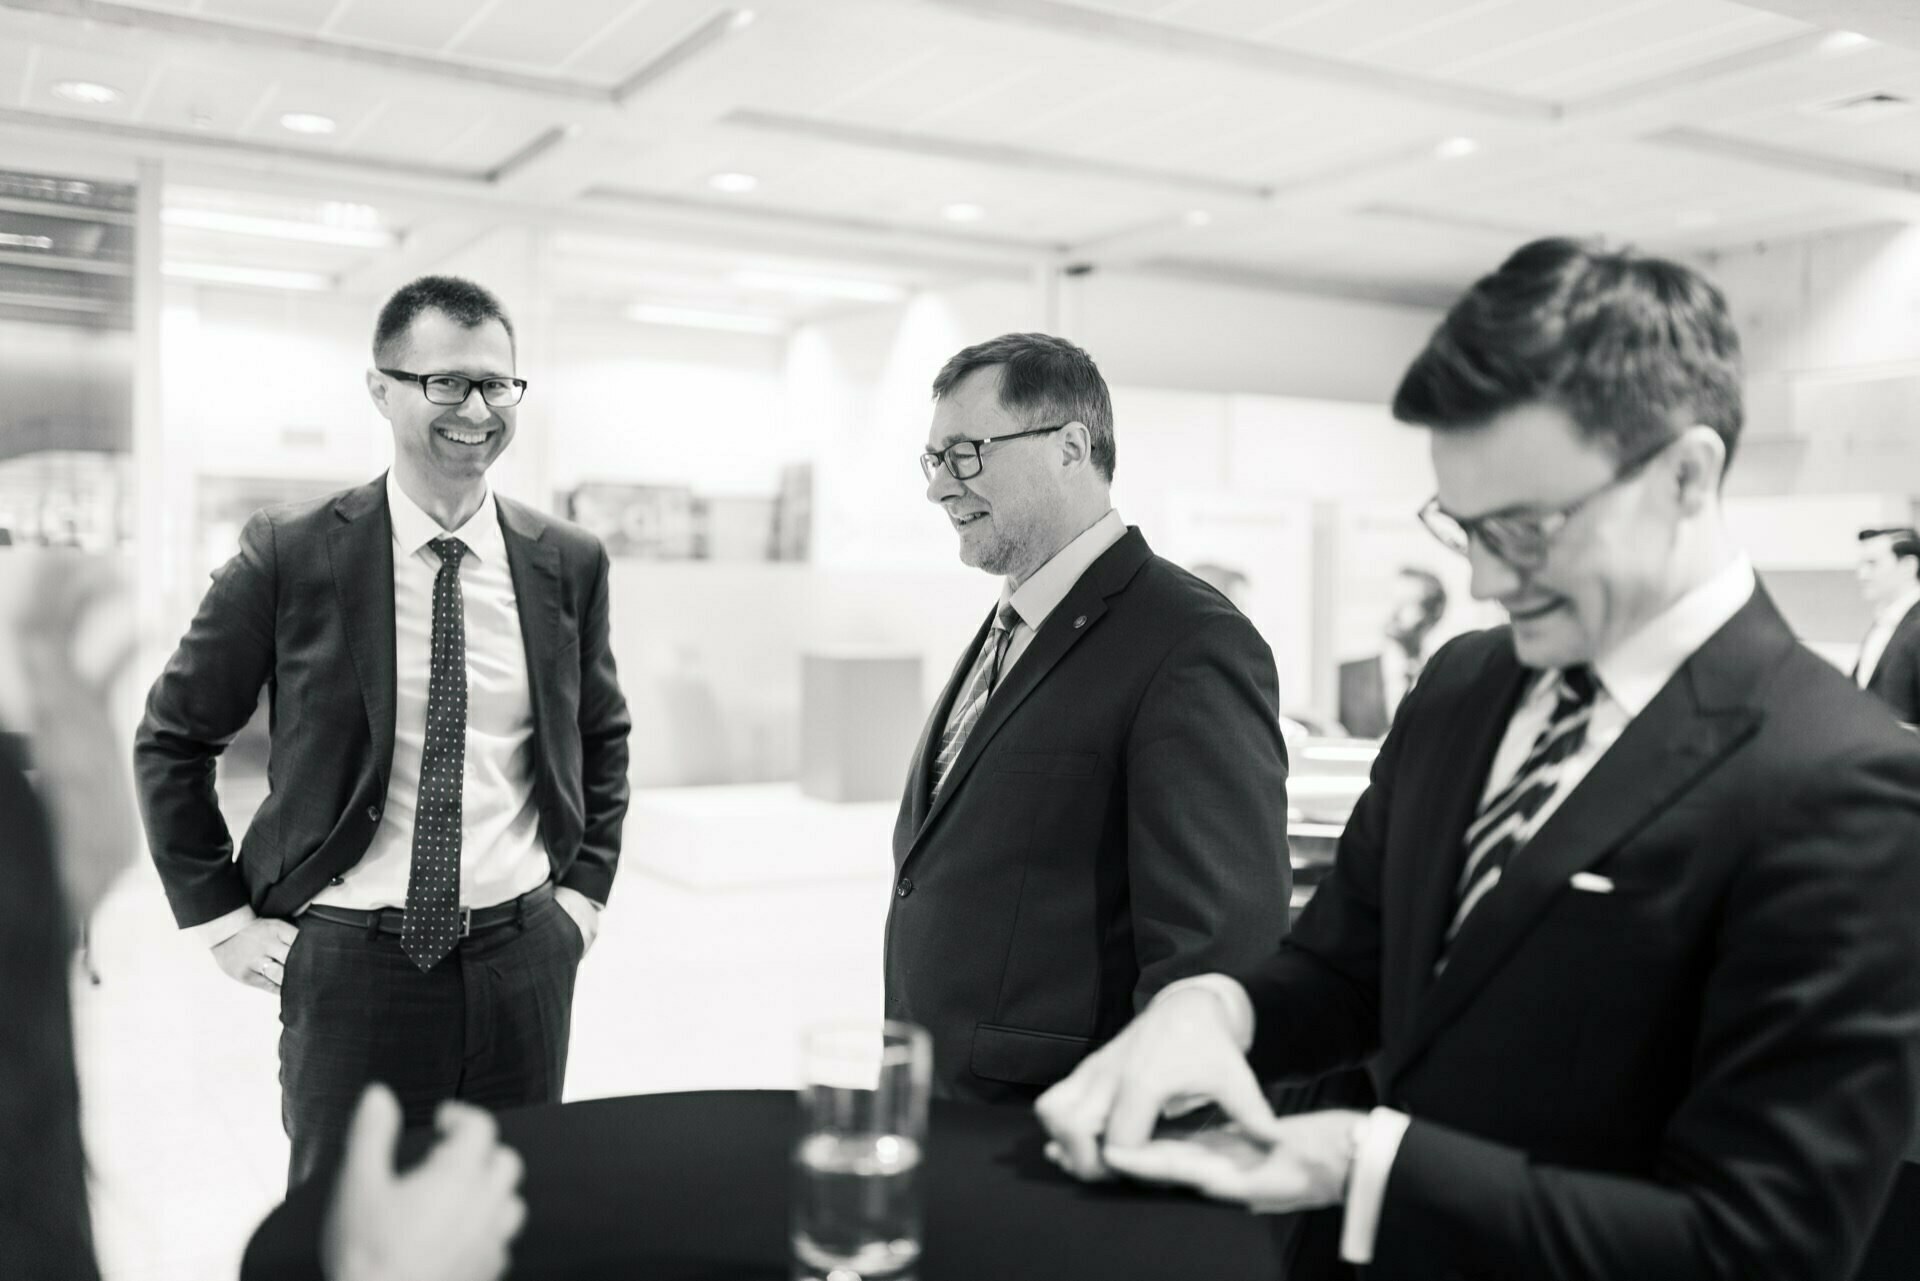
[300,882,553,939]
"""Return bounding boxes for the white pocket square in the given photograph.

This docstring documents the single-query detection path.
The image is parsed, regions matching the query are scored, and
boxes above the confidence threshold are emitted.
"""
[1569,872,1615,893]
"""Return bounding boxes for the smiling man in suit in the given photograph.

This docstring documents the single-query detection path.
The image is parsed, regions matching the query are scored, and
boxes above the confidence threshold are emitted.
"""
[1037,240,1920,1281]
[136,275,631,1188]
[886,332,1290,1104]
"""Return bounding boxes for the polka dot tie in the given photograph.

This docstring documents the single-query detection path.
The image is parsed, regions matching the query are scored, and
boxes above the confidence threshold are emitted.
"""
[402,537,468,973]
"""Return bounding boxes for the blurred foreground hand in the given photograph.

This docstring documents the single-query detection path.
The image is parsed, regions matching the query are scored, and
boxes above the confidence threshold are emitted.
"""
[321,1084,526,1281]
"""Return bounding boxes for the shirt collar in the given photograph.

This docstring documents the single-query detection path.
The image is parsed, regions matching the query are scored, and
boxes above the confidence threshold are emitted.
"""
[1002,509,1127,630]
[385,470,504,564]
[1588,553,1757,718]
[1875,583,1920,630]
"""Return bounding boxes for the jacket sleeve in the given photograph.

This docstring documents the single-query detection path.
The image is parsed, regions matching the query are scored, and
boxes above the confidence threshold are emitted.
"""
[1368,739,1920,1281]
[558,541,631,905]
[133,510,278,927]
[1123,611,1290,1007]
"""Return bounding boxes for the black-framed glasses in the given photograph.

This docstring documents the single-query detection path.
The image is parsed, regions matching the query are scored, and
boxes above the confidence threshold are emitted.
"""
[1418,435,1676,572]
[379,368,528,408]
[920,423,1069,482]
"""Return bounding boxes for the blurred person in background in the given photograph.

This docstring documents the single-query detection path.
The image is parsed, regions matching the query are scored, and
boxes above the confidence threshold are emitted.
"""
[0,552,527,1281]
[1038,239,1920,1281]
[135,274,632,1188]
[1337,566,1447,738]
[1853,526,1920,725]
[888,332,1290,1104]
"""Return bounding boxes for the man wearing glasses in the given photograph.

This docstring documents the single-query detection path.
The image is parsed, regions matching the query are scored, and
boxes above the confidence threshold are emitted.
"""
[1038,241,1920,1280]
[137,275,631,1188]
[886,332,1290,1104]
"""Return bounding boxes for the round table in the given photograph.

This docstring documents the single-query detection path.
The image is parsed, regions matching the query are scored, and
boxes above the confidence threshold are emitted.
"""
[242,1089,1297,1280]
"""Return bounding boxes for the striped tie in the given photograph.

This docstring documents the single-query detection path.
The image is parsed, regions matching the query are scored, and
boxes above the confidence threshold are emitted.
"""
[1441,665,1598,959]
[929,602,1021,805]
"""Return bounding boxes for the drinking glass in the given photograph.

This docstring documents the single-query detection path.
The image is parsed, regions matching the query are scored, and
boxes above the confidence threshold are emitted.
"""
[792,1020,932,1281]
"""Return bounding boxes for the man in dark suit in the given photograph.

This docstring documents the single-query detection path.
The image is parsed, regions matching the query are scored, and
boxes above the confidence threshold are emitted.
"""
[886,332,1290,1105]
[1336,566,1447,738]
[1855,526,1920,724]
[136,275,631,1188]
[1038,240,1920,1281]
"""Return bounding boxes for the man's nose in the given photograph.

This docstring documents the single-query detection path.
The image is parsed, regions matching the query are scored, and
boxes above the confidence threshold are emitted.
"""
[925,461,964,503]
[1466,537,1522,602]
[456,388,493,422]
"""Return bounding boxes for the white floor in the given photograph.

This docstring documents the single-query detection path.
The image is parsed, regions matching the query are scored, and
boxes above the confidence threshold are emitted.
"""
[73,785,897,1281]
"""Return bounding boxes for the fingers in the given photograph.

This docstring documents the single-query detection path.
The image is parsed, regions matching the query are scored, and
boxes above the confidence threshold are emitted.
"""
[341,1083,402,1187]
[1105,1140,1259,1203]
[1035,1065,1119,1181]
[419,1101,501,1179]
[257,956,285,987]
[1210,1063,1283,1144]
[1102,1074,1170,1152]
[274,921,300,947]
[239,968,279,994]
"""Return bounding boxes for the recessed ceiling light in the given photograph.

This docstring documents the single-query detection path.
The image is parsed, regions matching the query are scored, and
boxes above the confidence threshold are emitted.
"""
[1434,136,1479,160]
[709,172,759,194]
[1818,30,1875,56]
[279,112,337,136]
[54,81,122,106]
[731,270,905,303]
[942,202,985,223]
[1183,209,1213,228]
[627,303,785,334]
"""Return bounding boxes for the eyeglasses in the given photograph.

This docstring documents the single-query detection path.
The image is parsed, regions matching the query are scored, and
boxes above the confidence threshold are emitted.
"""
[1417,435,1676,572]
[379,368,528,408]
[920,423,1068,483]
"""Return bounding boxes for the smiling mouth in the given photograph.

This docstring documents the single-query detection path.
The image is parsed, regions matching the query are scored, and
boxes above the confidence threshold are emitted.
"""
[436,425,492,446]
[952,512,988,528]
[1508,599,1564,622]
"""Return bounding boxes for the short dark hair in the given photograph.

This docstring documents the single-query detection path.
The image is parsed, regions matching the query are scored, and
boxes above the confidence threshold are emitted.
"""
[931,333,1116,481]
[1397,565,1448,625]
[373,275,515,366]
[1860,527,1920,577]
[1391,238,1743,471]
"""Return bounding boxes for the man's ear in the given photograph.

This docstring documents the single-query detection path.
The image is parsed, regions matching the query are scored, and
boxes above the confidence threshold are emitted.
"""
[366,367,393,420]
[1672,424,1726,513]
[1057,420,1091,472]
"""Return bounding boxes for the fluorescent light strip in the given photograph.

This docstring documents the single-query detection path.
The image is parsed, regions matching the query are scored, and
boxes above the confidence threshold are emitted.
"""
[729,270,904,302]
[626,303,784,334]
[163,262,333,291]
[164,207,396,248]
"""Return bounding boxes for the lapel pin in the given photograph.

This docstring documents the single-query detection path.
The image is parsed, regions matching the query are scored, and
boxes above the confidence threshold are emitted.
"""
[1073,615,1087,629]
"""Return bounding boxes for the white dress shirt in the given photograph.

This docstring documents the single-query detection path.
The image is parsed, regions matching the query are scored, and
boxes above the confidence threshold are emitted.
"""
[1855,582,1920,690]
[189,474,599,952]
[937,509,1127,742]
[1166,554,1758,1263]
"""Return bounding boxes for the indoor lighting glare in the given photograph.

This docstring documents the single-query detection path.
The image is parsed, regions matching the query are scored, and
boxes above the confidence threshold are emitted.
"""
[626,303,785,334]
[1183,209,1213,227]
[1819,30,1875,56]
[730,270,905,303]
[53,80,122,106]
[1434,136,1480,160]
[279,112,338,136]
[165,207,397,249]
[709,171,759,194]
[941,202,986,223]
[163,262,334,291]
[730,8,756,28]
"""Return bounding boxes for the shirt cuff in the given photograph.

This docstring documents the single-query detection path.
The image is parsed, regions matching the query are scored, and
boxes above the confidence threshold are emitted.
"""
[1154,974,1256,1052]
[185,904,257,950]
[553,885,602,955]
[1339,1107,1412,1265]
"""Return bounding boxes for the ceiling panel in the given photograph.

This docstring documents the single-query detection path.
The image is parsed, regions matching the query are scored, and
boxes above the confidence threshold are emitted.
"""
[561,0,744,80]
[196,0,343,32]
[452,0,645,70]
[324,0,467,54]
[21,40,156,123]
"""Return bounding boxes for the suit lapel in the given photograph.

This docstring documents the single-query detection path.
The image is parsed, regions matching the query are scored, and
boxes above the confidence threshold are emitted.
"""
[905,530,1151,859]
[1387,589,1783,1085]
[900,609,994,858]
[497,496,562,752]
[329,478,397,790]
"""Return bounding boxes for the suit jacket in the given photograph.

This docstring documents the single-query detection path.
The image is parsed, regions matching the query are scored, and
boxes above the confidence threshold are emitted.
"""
[885,529,1291,1103]
[1337,655,1389,739]
[135,475,632,927]
[1236,587,1920,1281]
[1862,599,1920,724]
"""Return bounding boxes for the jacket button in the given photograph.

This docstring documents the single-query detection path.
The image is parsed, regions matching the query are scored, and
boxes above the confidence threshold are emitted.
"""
[328,875,345,886]
[896,876,914,898]
[365,804,379,821]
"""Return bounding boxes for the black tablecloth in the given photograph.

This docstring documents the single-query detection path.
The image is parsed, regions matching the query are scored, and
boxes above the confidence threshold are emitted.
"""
[242,1089,1296,1280]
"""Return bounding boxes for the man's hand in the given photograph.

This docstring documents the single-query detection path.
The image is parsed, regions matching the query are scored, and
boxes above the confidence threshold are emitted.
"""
[1035,985,1279,1181]
[1101,1109,1363,1214]
[213,917,298,993]
[321,1084,526,1281]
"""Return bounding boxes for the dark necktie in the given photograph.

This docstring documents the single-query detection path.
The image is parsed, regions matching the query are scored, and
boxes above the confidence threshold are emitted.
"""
[1441,665,1598,958]
[930,602,1021,804]
[402,537,468,973]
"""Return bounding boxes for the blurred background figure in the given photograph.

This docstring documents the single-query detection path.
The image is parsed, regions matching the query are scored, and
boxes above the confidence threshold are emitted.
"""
[1854,527,1920,724]
[1337,566,1448,738]
[0,550,527,1281]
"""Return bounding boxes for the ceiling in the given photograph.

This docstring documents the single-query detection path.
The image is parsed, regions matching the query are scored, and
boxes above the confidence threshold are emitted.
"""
[0,0,1916,326]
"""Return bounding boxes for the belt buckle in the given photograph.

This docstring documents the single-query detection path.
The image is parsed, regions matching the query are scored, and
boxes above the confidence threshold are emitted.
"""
[459,906,472,939]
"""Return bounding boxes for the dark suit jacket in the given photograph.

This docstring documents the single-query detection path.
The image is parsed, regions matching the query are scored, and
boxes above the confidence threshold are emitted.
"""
[1236,587,1920,1280]
[1863,599,1920,724]
[885,528,1291,1103]
[135,475,632,927]
[1337,655,1389,739]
